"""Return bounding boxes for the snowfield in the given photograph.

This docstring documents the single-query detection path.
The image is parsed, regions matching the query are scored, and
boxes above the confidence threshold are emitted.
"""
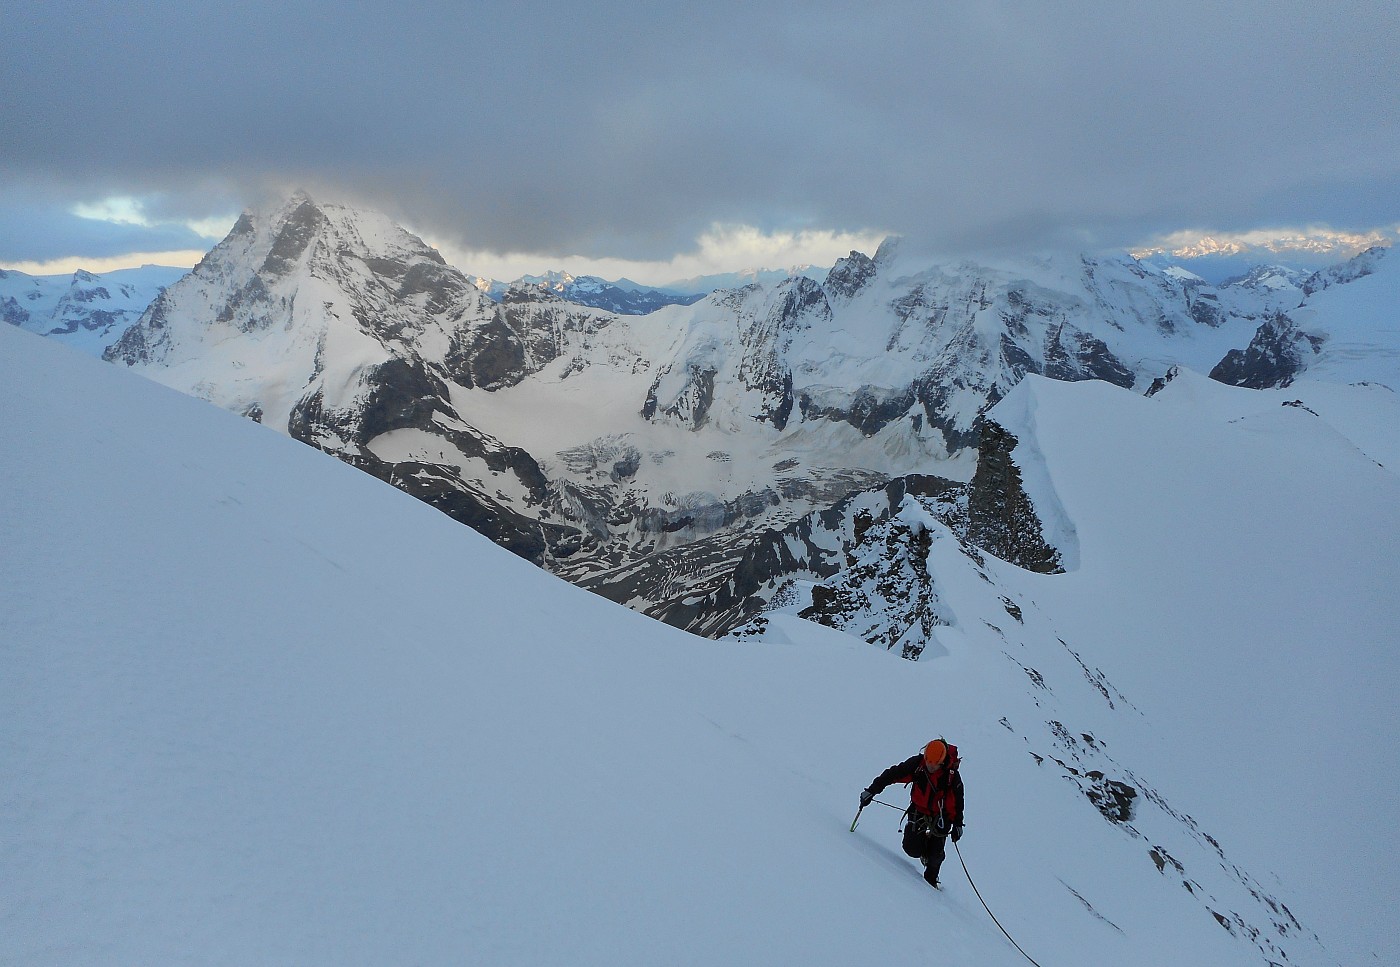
[4,324,1397,964]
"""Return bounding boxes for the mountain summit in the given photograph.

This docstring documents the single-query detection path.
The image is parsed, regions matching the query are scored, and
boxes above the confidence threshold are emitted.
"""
[106,193,615,559]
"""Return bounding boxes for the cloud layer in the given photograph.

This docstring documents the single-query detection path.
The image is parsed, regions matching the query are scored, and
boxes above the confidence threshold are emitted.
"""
[5,0,1398,263]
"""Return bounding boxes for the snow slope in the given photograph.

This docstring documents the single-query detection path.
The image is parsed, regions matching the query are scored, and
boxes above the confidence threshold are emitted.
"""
[1,326,1351,964]
[743,370,1400,964]
[1001,372,1400,965]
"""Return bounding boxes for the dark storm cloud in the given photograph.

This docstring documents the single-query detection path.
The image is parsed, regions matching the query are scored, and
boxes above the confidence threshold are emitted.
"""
[4,0,1398,259]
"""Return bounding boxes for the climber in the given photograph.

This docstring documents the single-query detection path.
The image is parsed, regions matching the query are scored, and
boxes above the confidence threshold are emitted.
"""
[860,738,964,887]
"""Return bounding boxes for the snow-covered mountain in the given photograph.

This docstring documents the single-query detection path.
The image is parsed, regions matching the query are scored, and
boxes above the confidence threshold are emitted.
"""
[97,196,916,611]
[625,237,1271,454]
[1135,229,1393,284]
[1216,263,1311,312]
[105,193,616,561]
[475,270,706,314]
[1210,246,1397,389]
[0,263,185,355]
[99,194,1397,634]
[8,321,1396,964]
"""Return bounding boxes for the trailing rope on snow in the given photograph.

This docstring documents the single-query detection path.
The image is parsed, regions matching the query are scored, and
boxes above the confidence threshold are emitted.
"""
[851,801,1043,965]
[953,840,1045,967]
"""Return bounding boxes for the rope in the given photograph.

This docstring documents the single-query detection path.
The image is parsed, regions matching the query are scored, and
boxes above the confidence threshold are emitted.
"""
[953,840,1044,967]
[853,793,1043,964]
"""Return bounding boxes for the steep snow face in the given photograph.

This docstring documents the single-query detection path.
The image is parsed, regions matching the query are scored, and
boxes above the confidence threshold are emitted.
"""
[0,264,185,355]
[737,371,1400,965]
[1007,372,1400,967]
[4,322,1359,966]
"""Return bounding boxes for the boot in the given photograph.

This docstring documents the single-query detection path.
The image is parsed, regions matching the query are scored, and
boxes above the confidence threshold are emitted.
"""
[921,856,939,888]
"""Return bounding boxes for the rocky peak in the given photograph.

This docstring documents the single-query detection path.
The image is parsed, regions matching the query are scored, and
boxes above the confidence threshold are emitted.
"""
[964,418,1064,573]
[226,212,257,238]
[689,474,960,637]
[500,282,565,304]
[770,275,831,329]
[261,196,329,277]
[797,502,950,660]
[1209,312,1323,389]
[823,250,877,301]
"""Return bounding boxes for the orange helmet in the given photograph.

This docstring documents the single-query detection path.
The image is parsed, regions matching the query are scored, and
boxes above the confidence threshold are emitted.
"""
[923,739,948,770]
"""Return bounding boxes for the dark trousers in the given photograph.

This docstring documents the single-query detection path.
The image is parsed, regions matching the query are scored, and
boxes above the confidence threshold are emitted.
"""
[902,815,949,884]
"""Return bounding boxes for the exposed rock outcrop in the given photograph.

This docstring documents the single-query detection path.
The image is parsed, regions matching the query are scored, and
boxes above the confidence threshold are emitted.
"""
[965,420,1064,573]
[1209,313,1324,389]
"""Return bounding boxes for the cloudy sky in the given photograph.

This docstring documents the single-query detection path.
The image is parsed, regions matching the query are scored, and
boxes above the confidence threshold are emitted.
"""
[4,0,1398,283]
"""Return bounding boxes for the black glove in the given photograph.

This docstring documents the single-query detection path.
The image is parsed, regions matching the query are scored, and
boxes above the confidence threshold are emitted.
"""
[951,823,964,843]
[859,788,874,808]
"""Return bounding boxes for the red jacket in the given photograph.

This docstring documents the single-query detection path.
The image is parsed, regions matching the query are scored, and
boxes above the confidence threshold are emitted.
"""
[868,749,964,825]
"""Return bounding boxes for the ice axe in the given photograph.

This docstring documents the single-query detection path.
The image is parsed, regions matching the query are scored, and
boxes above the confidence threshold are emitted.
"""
[849,797,903,831]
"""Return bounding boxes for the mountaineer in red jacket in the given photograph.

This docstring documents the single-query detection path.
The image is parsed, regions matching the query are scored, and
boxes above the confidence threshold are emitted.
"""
[860,738,964,887]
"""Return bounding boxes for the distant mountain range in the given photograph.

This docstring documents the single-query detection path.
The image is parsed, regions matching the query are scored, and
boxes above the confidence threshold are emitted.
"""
[1134,228,1393,283]
[46,192,1388,635]
[0,264,185,356]
[468,266,830,312]
[469,270,708,314]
